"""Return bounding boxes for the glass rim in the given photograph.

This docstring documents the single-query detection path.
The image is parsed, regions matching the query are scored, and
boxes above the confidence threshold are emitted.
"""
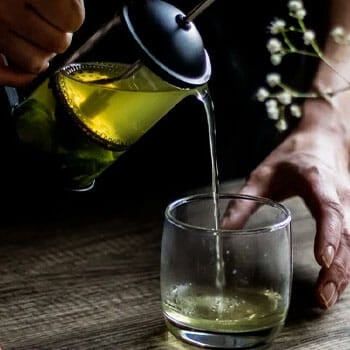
[165,192,291,235]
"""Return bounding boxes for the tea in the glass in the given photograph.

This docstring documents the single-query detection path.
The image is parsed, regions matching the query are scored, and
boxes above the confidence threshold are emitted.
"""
[161,193,292,349]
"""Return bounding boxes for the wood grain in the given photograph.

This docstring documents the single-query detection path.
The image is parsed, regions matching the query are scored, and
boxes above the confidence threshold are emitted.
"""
[0,181,348,349]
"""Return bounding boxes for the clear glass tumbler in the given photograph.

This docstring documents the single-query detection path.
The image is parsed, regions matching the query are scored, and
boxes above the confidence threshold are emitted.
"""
[160,193,292,349]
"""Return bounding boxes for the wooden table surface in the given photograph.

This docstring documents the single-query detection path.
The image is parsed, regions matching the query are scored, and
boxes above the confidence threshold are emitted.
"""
[0,179,349,350]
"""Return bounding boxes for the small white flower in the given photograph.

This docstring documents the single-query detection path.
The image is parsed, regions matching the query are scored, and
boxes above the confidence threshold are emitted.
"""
[267,109,279,120]
[270,19,286,34]
[266,73,281,87]
[290,104,302,117]
[331,26,345,41]
[266,104,279,120]
[256,88,270,102]
[267,38,282,54]
[276,119,288,131]
[271,54,282,66]
[265,99,278,109]
[295,9,306,19]
[277,91,292,105]
[303,30,315,45]
[288,0,303,13]
[323,87,334,98]
[266,99,279,120]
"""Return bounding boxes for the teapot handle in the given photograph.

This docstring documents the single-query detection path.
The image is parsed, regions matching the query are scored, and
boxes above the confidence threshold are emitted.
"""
[1,86,19,114]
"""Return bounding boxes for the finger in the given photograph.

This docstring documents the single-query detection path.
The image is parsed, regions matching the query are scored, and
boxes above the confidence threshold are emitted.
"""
[238,165,275,198]
[221,166,274,229]
[27,0,85,32]
[300,169,343,269]
[0,54,36,86]
[233,162,296,200]
[6,13,73,54]
[220,196,260,229]
[12,17,72,53]
[315,229,350,309]
[0,24,54,74]
[0,64,36,87]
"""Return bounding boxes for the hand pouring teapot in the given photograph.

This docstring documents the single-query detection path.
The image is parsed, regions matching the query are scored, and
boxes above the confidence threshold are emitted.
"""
[12,0,213,191]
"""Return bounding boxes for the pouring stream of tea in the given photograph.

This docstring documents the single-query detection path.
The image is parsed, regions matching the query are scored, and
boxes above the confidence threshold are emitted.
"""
[196,87,226,292]
[76,0,225,290]
[66,0,225,290]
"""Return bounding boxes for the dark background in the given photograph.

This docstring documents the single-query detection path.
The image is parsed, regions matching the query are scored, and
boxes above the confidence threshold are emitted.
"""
[0,0,328,209]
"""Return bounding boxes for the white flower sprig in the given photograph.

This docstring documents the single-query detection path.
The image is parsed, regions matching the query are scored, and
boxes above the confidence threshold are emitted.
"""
[257,0,350,131]
[265,0,319,70]
[256,72,315,131]
[330,26,350,45]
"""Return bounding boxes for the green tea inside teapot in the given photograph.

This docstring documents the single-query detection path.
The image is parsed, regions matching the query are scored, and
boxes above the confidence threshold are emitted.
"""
[12,0,212,191]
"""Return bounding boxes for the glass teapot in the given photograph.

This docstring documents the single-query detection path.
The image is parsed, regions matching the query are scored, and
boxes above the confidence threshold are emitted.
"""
[12,0,212,191]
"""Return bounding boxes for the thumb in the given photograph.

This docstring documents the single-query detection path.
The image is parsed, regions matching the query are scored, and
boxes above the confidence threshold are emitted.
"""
[221,194,259,229]
[221,173,270,229]
[0,54,36,87]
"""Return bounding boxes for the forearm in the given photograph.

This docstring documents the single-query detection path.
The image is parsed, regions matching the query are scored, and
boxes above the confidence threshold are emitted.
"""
[312,0,350,91]
[298,0,350,140]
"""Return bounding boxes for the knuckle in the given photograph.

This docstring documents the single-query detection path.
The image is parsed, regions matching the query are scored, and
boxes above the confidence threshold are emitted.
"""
[29,62,46,74]
[24,57,48,74]
[63,0,85,32]
[342,228,350,242]
[299,164,345,220]
[338,188,350,202]
[332,259,350,280]
[300,164,321,182]
[55,33,73,53]
[248,165,273,183]
[338,278,349,295]
[324,200,344,221]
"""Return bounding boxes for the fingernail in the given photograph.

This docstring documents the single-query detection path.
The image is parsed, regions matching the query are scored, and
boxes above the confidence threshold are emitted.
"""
[320,282,338,309]
[322,245,335,268]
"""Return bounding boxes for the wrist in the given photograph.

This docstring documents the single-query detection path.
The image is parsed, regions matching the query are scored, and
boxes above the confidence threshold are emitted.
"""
[297,93,350,145]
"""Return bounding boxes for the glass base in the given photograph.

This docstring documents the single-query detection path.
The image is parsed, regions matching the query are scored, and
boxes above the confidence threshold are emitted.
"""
[63,179,96,192]
[164,318,283,349]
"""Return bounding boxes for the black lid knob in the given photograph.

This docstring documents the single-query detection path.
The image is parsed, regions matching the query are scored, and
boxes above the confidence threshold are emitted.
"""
[121,0,211,88]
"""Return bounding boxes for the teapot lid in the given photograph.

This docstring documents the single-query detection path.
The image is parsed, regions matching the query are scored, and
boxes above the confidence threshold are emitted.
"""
[121,0,211,88]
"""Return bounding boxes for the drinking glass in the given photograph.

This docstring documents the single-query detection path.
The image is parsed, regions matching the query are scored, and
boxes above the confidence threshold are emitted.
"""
[160,193,292,349]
